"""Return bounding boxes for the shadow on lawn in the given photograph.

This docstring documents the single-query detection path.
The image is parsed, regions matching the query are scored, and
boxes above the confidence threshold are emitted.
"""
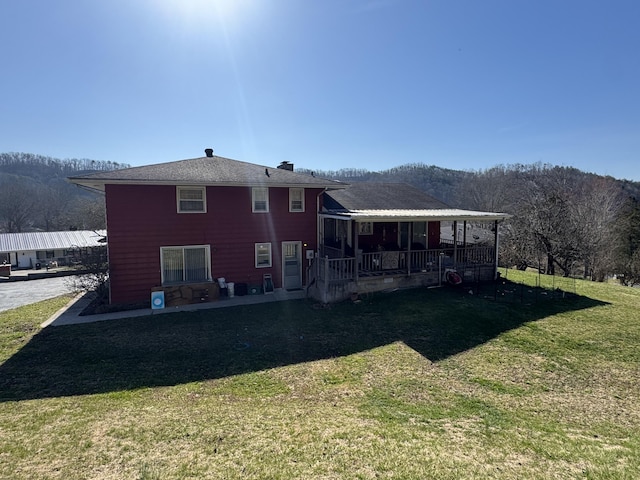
[0,285,607,402]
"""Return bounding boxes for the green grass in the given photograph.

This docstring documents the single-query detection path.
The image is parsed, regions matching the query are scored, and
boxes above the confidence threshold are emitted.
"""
[1,273,639,479]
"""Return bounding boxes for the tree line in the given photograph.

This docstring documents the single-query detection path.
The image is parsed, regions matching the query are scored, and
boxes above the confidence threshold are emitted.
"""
[0,152,129,233]
[0,152,128,176]
[456,164,640,285]
[309,162,640,286]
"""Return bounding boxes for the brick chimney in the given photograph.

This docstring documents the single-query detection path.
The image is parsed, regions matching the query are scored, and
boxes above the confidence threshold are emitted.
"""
[277,161,293,171]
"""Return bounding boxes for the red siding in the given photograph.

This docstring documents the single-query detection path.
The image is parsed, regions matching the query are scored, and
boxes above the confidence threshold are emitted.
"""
[428,221,441,249]
[105,184,322,304]
[358,222,400,252]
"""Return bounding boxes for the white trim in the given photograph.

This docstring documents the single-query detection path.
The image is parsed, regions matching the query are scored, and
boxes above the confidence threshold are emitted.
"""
[160,244,211,284]
[255,242,272,268]
[282,241,303,289]
[252,187,269,213]
[358,222,373,235]
[289,188,305,212]
[320,209,511,222]
[68,178,347,193]
[176,186,207,213]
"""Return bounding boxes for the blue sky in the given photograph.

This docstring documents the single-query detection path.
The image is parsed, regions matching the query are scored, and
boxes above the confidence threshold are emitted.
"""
[2,0,639,180]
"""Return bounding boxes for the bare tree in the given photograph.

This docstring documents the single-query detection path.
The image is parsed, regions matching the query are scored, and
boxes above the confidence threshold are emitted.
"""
[571,177,623,280]
[495,165,624,278]
[0,177,38,232]
[37,184,76,231]
[613,196,640,286]
[66,244,109,302]
[69,195,106,230]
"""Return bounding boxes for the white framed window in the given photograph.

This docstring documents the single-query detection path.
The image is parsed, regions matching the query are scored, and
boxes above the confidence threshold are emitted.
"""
[160,245,211,284]
[255,243,272,268]
[358,222,373,235]
[252,187,269,213]
[177,186,206,213]
[289,188,305,212]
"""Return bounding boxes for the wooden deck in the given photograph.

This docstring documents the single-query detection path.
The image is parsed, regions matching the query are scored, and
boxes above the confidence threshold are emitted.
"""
[310,246,497,303]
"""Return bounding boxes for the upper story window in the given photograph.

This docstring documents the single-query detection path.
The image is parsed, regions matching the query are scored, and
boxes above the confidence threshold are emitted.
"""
[252,187,269,213]
[289,188,305,212]
[177,186,206,213]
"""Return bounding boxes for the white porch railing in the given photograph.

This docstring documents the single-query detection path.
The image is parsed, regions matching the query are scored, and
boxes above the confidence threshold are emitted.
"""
[317,246,495,284]
[318,256,356,282]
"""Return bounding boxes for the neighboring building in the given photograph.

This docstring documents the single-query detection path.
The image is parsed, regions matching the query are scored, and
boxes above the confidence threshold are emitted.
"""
[68,151,346,304]
[0,230,107,270]
[68,151,510,305]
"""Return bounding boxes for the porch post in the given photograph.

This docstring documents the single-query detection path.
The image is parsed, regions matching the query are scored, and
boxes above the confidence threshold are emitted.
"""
[318,215,323,257]
[354,221,359,284]
[463,221,467,247]
[407,222,412,276]
[453,220,458,268]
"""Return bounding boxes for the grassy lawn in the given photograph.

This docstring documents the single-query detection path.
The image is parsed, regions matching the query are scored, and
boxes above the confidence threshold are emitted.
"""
[1,271,639,479]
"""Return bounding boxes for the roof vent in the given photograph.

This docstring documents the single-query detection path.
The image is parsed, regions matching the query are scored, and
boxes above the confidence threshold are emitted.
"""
[277,161,293,171]
[204,148,214,157]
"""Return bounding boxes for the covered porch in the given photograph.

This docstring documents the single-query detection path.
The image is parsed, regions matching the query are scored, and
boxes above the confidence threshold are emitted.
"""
[310,210,509,303]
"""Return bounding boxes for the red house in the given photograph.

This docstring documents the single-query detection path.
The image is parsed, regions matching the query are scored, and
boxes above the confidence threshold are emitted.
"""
[70,151,510,306]
[69,150,345,305]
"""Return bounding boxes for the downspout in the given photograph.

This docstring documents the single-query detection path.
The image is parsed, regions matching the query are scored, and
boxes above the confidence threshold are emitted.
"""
[316,189,325,255]
[316,189,326,287]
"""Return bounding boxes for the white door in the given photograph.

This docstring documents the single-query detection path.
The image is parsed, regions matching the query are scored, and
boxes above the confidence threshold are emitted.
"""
[282,241,302,290]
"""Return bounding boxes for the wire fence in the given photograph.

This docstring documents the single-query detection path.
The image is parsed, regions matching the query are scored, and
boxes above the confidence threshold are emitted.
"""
[466,269,577,305]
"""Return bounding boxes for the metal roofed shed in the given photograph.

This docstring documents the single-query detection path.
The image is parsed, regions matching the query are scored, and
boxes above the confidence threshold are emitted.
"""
[0,230,107,271]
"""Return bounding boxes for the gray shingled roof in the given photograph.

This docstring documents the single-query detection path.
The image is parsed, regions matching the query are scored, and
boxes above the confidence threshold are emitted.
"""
[324,183,451,211]
[68,155,346,191]
[0,230,107,253]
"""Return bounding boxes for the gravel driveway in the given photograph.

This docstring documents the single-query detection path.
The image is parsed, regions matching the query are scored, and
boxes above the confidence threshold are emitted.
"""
[0,277,76,313]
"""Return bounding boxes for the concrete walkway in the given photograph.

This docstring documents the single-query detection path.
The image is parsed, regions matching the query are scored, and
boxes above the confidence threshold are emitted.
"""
[43,288,308,327]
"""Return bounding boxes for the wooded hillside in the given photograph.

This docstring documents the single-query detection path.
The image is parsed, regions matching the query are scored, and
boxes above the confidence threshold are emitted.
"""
[0,152,130,233]
[304,162,640,285]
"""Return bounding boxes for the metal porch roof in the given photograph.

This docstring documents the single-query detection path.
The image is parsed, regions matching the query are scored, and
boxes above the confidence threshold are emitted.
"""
[320,209,511,222]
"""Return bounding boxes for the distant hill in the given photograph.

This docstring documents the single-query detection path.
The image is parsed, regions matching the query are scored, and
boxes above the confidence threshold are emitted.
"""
[301,162,640,209]
[298,163,473,207]
[0,152,129,185]
[0,152,130,233]
[3,152,638,232]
